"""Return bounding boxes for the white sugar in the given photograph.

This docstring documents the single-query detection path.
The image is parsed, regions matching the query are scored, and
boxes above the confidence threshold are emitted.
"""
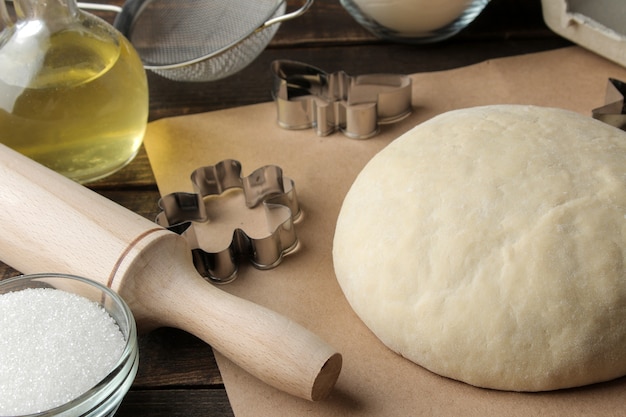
[0,288,126,415]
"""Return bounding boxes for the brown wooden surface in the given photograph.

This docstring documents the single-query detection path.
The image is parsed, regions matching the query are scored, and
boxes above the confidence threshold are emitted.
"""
[0,0,571,415]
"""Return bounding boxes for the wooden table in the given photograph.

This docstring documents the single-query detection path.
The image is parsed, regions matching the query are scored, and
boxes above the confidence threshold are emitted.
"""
[0,1,572,415]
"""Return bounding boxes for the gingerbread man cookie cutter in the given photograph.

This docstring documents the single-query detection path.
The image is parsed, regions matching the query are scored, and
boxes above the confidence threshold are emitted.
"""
[271,59,412,139]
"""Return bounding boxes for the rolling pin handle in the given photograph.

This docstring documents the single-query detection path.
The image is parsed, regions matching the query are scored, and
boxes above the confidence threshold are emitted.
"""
[109,231,342,401]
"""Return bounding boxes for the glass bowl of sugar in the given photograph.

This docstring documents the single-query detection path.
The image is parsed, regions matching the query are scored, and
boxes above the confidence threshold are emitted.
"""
[0,273,138,416]
[340,0,490,43]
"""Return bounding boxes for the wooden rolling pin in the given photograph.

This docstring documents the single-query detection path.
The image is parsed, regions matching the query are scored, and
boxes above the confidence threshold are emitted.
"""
[0,143,342,401]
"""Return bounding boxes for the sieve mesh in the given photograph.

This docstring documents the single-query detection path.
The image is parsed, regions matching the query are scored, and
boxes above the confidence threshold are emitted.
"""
[120,0,287,82]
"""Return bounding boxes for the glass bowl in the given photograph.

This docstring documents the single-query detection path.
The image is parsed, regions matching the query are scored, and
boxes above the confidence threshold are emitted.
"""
[0,273,139,417]
[340,0,490,44]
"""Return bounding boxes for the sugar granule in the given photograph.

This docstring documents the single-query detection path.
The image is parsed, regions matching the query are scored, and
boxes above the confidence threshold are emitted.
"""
[0,287,126,415]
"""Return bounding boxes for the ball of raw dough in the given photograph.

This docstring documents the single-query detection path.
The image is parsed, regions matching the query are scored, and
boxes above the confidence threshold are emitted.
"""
[333,105,626,391]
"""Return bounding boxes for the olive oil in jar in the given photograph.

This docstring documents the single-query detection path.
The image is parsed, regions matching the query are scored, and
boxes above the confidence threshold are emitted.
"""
[0,13,148,183]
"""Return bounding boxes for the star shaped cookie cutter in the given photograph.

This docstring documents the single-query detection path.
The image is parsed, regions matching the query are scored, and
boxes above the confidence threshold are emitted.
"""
[271,59,412,139]
[592,78,626,130]
[155,159,301,284]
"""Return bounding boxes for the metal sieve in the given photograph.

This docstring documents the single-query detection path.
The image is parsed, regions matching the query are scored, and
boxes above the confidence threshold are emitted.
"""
[80,0,313,82]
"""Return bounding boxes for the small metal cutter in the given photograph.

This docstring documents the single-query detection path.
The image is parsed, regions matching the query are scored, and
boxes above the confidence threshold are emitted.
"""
[271,59,412,139]
[592,78,626,130]
[155,159,301,284]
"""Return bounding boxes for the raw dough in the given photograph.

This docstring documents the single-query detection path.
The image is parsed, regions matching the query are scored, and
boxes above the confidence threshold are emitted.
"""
[333,105,626,391]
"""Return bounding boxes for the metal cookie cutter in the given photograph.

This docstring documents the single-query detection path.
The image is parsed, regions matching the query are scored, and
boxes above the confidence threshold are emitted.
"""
[155,160,301,284]
[271,59,412,139]
[592,78,626,130]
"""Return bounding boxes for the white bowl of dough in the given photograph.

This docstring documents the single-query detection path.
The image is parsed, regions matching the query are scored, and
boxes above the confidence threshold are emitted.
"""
[333,105,626,391]
[340,0,490,43]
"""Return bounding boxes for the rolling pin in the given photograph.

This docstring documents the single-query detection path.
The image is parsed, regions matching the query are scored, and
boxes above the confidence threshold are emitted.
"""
[0,143,342,401]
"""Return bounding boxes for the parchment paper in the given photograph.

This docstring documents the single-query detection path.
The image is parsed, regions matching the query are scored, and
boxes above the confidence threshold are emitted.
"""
[144,47,626,416]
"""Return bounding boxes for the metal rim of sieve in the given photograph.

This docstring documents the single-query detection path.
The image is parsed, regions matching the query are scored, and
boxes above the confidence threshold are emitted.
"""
[78,0,314,81]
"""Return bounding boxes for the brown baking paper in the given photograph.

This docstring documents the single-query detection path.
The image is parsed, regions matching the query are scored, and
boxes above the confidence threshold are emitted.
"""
[143,47,626,416]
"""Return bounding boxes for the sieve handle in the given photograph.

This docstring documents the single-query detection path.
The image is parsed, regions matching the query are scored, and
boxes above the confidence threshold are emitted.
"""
[263,0,314,28]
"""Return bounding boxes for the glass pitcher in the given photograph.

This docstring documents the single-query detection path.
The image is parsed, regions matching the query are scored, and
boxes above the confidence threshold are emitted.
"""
[0,0,148,183]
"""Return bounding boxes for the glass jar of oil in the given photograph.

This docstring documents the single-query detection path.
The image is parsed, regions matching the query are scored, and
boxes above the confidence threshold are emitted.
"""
[0,0,148,183]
